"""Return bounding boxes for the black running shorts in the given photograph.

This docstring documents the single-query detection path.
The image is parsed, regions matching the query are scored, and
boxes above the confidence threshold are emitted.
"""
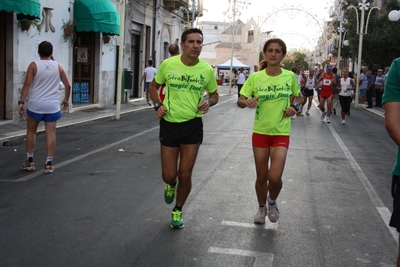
[390,175,400,233]
[159,117,203,147]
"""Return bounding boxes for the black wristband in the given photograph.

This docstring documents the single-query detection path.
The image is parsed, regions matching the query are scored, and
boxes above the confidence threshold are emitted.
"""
[154,102,163,111]
[290,103,299,112]
[18,101,25,105]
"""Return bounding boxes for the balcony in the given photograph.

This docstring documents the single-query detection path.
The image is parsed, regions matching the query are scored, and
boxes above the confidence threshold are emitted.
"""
[163,0,188,11]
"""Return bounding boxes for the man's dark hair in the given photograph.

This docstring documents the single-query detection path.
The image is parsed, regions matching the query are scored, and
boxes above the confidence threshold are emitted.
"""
[148,59,153,66]
[38,41,53,57]
[332,67,338,74]
[262,38,287,56]
[181,28,203,43]
[169,44,179,56]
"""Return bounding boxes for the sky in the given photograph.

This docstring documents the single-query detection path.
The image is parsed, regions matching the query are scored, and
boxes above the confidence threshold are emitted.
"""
[198,0,333,50]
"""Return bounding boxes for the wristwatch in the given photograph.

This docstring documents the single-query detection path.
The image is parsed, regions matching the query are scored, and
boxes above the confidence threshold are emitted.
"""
[18,101,25,105]
[290,103,300,112]
[154,102,163,111]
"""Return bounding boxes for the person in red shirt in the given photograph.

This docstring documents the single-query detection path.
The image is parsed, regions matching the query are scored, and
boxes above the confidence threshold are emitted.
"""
[316,65,337,123]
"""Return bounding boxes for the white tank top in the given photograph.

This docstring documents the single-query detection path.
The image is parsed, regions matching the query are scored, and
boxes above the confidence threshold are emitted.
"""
[28,60,61,113]
[306,75,316,90]
[339,77,352,97]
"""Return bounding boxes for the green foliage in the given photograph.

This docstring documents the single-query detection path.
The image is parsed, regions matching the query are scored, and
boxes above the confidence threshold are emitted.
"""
[337,0,400,70]
[282,50,309,70]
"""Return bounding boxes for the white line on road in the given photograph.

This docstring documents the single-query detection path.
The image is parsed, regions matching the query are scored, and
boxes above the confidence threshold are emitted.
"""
[208,246,274,267]
[221,220,278,230]
[313,100,398,243]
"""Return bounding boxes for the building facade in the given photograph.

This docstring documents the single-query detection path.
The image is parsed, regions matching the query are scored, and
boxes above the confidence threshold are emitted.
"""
[0,0,202,122]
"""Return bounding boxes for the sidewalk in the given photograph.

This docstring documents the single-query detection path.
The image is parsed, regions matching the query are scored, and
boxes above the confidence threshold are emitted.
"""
[0,85,385,145]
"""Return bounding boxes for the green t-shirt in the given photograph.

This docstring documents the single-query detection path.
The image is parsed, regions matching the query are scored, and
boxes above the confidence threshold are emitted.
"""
[155,55,218,123]
[240,69,300,136]
[382,57,400,176]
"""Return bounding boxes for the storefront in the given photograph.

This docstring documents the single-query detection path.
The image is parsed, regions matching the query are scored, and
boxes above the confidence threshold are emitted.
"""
[72,0,120,107]
[0,0,41,120]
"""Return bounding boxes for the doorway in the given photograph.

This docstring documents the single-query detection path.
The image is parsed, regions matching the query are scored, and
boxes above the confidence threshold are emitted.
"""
[130,33,140,97]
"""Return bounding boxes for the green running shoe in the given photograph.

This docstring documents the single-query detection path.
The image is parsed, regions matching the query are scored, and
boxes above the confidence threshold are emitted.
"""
[164,182,177,204]
[170,209,184,229]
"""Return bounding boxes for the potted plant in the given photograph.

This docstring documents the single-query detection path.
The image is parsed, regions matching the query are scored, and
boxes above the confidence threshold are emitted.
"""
[19,19,41,32]
[102,35,111,44]
[61,20,76,43]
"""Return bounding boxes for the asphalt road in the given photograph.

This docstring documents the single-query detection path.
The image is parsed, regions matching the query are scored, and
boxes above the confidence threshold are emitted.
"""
[0,92,398,267]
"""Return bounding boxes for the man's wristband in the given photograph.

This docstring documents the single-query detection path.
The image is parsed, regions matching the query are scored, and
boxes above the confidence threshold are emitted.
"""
[290,103,299,112]
[18,101,24,105]
[154,102,163,111]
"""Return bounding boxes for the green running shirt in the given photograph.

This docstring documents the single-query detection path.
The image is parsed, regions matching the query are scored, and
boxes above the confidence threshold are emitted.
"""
[155,55,218,123]
[240,69,300,136]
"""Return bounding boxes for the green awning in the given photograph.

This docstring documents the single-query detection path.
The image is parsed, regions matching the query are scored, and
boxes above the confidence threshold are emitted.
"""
[74,0,120,35]
[0,0,41,20]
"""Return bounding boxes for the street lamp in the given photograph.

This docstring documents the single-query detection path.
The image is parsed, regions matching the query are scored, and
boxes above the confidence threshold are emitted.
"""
[347,0,379,109]
[388,10,400,22]
[223,0,251,94]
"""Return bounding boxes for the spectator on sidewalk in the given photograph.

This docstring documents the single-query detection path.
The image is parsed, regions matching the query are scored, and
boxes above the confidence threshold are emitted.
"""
[237,67,246,98]
[18,41,71,174]
[237,38,302,225]
[366,70,375,108]
[374,68,385,107]
[149,28,219,229]
[140,59,157,106]
[358,67,368,107]
[382,57,400,267]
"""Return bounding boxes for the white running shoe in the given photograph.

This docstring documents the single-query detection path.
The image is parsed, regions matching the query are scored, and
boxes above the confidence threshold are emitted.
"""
[326,117,331,123]
[306,110,310,115]
[341,120,346,125]
[320,111,326,121]
[254,206,268,224]
[268,202,280,223]
[291,114,296,120]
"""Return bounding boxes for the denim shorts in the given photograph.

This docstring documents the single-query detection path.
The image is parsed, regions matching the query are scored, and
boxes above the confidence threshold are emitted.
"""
[27,109,61,122]
[359,88,367,97]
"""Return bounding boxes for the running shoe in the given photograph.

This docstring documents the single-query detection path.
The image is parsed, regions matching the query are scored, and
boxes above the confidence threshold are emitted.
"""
[164,181,177,204]
[320,111,326,121]
[296,112,304,117]
[341,120,346,125]
[306,110,310,116]
[326,117,331,123]
[268,202,280,223]
[170,209,184,229]
[44,161,54,174]
[254,206,268,224]
[21,157,35,171]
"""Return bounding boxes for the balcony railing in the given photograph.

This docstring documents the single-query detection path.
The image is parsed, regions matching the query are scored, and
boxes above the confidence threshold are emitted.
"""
[163,0,188,11]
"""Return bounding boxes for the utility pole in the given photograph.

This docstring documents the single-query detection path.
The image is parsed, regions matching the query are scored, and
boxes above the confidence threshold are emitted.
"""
[191,0,196,28]
[115,0,126,120]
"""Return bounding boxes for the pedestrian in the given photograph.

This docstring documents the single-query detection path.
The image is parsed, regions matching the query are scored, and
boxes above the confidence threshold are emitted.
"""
[337,68,355,125]
[374,68,385,107]
[18,41,71,174]
[140,59,157,106]
[149,28,219,229]
[358,67,368,107]
[303,68,317,115]
[237,38,302,224]
[316,68,324,106]
[236,67,246,98]
[294,63,307,116]
[332,67,341,115]
[159,44,180,102]
[316,64,337,123]
[366,70,375,108]
[382,57,400,267]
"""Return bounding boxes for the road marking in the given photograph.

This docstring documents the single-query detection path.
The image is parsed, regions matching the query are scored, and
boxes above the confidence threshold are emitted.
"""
[208,247,274,267]
[313,100,398,243]
[222,220,278,230]
[1,126,158,182]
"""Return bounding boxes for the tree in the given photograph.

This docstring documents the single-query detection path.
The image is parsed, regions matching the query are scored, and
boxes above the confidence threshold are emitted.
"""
[336,0,400,71]
[282,50,309,70]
